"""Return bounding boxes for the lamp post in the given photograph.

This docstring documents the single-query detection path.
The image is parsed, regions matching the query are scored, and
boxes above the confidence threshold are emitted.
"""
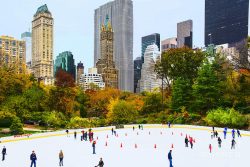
[208,33,212,45]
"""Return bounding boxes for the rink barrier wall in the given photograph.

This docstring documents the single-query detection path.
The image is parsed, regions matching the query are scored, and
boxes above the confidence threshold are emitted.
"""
[1,124,249,144]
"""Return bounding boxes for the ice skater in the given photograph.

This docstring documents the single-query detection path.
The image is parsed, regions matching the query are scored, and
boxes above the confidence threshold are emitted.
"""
[74,131,77,139]
[214,131,218,138]
[189,137,193,149]
[237,129,241,137]
[66,129,69,137]
[133,126,135,131]
[59,150,64,166]
[168,122,171,128]
[223,128,227,139]
[231,139,236,149]
[218,137,222,148]
[232,129,235,139]
[30,150,37,167]
[168,150,173,167]
[95,157,104,167]
[209,144,212,153]
[185,136,189,147]
[138,125,141,129]
[111,128,114,135]
[92,140,96,154]
[2,146,6,161]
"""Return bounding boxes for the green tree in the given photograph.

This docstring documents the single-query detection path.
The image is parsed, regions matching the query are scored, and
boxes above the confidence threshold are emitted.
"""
[107,100,138,124]
[75,89,89,118]
[10,117,24,135]
[192,61,220,112]
[142,92,163,114]
[171,78,192,112]
[155,47,206,90]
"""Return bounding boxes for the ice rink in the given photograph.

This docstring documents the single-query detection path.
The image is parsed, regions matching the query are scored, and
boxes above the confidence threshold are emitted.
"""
[0,125,249,167]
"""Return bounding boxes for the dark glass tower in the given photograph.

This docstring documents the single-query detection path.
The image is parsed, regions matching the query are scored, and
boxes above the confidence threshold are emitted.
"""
[54,51,76,80]
[205,0,249,46]
[141,33,160,62]
[134,57,142,93]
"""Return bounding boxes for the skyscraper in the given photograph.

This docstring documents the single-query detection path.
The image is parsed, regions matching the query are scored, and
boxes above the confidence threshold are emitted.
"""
[32,4,54,85]
[177,20,193,48]
[0,36,26,74]
[21,32,32,63]
[141,33,160,62]
[94,0,133,92]
[134,56,142,93]
[96,16,118,89]
[139,44,161,93]
[54,51,76,80]
[205,0,249,46]
[161,37,177,52]
[77,61,84,85]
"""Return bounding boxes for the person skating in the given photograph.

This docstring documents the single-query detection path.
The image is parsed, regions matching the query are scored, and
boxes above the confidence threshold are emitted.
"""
[81,130,84,141]
[223,129,227,139]
[74,131,77,139]
[211,131,214,139]
[232,129,235,139]
[138,125,141,129]
[218,137,222,148]
[92,140,96,154]
[168,150,173,167]
[212,126,214,132]
[168,122,171,128]
[133,126,135,131]
[231,139,236,149]
[30,150,37,167]
[189,137,193,149]
[95,157,104,167]
[215,131,218,138]
[111,128,114,135]
[237,129,241,137]
[2,146,6,161]
[185,136,189,147]
[209,144,212,153]
[59,150,64,166]
[66,129,69,137]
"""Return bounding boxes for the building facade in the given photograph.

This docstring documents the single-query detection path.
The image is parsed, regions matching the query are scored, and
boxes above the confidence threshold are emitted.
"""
[77,61,84,85]
[141,33,160,62]
[205,0,249,46]
[0,36,26,73]
[96,16,118,89]
[79,68,105,90]
[54,51,76,80]
[138,44,161,93]
[32,4,54,85]
[134,56,142,93]
[161,37,177,52]
[177,20,193,48]
[94,0,134,92]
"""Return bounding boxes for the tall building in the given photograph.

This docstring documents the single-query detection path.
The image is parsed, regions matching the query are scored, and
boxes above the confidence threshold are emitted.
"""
[0,36,26,73]
[177,20,193,48]
[134,56,142,93]
[79,68,105,90]
[141,33,160,62]
[54,51,76,80]
[94,0,133,92]
[21,32,32,63]
[32,4,54,85]
[77,61,84,85]
[138,44,161,93]
[161,37,177,52]
[205,0,249,46]
[96,16,119,89]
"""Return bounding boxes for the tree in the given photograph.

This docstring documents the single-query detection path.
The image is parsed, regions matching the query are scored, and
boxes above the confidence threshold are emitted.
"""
[192,61,220,112]
[74,88,89,118]
[106,99,138,124]
[171,78,192,112]
[55,69,75,88]
[142,92,163,114]
[155,47,206,90]
[10,117,24,135]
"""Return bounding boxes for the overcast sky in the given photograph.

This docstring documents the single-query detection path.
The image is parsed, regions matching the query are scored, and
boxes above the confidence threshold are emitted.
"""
[1,0,249,72]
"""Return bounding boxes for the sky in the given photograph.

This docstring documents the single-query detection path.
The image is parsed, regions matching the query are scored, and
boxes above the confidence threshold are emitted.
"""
[1,0,250,72]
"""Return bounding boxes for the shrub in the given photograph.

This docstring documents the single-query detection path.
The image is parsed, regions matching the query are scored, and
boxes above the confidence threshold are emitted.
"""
[0,110,15,127]
[205,108,248,128]
[10,117,24,135]
[66,117,91,128]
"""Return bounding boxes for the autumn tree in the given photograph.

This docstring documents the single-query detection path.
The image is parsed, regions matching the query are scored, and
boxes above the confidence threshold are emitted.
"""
[55,69,75,88]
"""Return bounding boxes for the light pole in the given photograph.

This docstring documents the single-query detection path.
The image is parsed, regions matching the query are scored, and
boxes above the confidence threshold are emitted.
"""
[208,33,212,45]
